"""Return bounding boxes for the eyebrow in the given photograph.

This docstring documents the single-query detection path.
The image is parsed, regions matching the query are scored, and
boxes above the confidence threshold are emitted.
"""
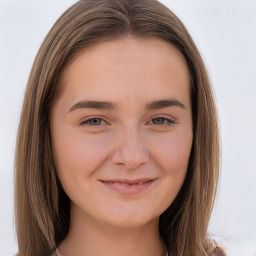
[69,101,116,112]
[68,99,185,113]
[146,99,186,110]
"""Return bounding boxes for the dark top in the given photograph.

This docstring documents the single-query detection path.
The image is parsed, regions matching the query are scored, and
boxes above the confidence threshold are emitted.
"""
[212,246,226,256]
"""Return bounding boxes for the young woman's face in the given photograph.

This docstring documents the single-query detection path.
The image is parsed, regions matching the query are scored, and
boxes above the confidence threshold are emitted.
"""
[51,37,193,228]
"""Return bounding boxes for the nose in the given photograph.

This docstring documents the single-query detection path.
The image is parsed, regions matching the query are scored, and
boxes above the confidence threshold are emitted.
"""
[111,127,149,170]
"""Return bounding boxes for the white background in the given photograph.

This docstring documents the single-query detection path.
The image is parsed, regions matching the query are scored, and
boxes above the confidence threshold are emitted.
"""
[0,0,255,255]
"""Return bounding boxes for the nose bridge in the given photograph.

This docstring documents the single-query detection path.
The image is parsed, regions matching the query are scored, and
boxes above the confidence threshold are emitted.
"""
[111,124,149,169]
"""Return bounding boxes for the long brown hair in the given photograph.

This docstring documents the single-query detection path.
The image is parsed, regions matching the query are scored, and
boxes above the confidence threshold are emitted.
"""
[15,0,220,255]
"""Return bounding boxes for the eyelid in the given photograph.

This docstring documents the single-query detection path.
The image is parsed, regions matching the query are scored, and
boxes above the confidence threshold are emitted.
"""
[80,116,110,126]
[145,115,176,126]
[79,115,176,127]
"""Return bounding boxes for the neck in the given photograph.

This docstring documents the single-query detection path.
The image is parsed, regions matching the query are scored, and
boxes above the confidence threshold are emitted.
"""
[58,205,166,256]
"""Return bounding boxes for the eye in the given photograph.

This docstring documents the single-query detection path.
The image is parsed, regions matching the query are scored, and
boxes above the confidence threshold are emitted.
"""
[81,117,108,126]
[146,117,176,126]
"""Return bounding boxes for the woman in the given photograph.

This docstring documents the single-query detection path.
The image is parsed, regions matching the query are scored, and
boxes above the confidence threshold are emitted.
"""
[14,0,225,255]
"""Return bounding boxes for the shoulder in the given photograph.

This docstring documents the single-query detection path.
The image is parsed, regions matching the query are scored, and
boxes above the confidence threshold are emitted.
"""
[211,246,226,256]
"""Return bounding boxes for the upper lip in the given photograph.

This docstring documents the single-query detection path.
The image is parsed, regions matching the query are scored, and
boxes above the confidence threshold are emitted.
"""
[99,178,156,185]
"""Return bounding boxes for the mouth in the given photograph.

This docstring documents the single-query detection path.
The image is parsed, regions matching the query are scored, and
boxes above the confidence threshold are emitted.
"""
[99,178,156,195]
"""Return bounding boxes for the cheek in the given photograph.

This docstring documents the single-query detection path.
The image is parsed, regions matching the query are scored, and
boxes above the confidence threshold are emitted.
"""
[52,127,113,186]
[151,131,193,176]
[151,132,193,209]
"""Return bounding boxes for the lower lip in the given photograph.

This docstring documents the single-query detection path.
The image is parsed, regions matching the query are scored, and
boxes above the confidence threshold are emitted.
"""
[100,180,155,195]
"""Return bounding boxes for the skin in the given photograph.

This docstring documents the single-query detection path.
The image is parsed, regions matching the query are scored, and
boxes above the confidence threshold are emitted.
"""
[51,36,193,256]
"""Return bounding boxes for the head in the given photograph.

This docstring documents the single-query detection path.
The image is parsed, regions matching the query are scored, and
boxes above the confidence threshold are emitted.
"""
[15,0,220,256]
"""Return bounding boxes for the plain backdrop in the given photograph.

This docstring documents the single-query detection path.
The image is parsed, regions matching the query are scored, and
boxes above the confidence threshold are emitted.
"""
[0,0,255,255]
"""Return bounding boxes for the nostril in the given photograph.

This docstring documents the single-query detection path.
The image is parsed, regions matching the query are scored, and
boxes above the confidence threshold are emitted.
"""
[110,130,149,169]
[111,145,149,169]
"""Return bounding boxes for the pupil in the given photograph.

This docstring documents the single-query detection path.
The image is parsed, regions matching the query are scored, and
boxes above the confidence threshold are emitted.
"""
[90,119,101,125]
[153,118,164,124]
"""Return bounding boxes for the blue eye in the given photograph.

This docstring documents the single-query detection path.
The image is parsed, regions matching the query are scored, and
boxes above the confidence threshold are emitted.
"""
[149,117,175,126]
[81,118,107,126]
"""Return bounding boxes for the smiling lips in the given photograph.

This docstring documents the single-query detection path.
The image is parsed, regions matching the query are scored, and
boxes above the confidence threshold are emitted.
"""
[99,178,156,195]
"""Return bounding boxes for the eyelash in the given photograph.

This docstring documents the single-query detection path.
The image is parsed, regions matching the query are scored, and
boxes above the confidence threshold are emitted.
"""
[80,117,109,126]
[146,117,176,126]
[80,116,176,127]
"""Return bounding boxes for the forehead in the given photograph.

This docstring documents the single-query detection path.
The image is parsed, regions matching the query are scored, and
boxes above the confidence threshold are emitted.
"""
[62,37,188,75]
[56,37,191,109]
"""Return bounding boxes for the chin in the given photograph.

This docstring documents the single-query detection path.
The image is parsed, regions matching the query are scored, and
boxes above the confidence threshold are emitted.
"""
[98,209,160,229]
